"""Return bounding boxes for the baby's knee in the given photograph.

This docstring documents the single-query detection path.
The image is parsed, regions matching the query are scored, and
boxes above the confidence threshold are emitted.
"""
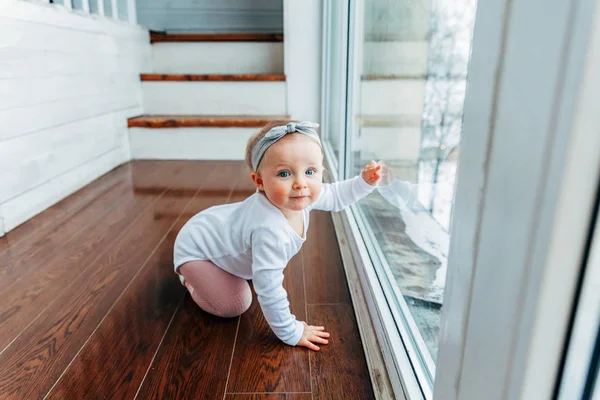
[215,291,252,318]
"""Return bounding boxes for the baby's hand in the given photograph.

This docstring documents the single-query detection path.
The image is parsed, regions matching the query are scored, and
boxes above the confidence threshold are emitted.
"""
[297,321,330,351]
[362,160,382,186]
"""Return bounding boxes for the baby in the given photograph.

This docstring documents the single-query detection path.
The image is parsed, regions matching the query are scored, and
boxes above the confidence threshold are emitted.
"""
[173,120,381,351]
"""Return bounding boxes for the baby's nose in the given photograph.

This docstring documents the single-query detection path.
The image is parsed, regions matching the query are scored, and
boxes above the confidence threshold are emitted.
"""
[293,180,307,189]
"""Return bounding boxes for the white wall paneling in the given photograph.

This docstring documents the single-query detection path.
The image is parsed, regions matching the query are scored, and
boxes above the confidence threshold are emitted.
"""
[141,81,287,115]
[0,91,140,141]
[135,0,283,33]
[0,18,148,58]
[150,42,284,75]
[0,109,136,205]
[284,0,322,122]
[129,127,257,160]
[0,1,143,33]
[0,147,129,233]
[0,0,150,236]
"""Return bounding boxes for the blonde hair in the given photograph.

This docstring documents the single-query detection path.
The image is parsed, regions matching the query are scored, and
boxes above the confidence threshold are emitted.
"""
[245,119,298,172]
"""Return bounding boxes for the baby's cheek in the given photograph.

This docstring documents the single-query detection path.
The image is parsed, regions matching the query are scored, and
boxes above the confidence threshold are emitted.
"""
[271,186,289,201]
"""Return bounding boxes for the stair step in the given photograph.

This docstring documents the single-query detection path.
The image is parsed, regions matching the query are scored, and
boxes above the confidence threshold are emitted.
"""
[128,115,289,128]
[140,74,285,82]
[129,127,261,160]
[150,32,284,43]
[150,42,283,74]
[141,80,286,115]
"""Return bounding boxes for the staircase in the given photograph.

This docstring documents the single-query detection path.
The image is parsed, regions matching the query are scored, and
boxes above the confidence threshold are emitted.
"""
[128,32,289,160]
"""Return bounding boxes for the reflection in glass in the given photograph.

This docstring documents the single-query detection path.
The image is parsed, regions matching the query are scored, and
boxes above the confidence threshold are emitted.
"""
[352,0,477,367]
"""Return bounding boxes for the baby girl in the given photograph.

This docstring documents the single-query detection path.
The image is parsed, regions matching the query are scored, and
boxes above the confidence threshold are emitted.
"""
[173,120,381,351]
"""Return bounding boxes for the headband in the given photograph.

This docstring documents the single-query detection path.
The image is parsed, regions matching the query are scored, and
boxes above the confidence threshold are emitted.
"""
[251,121,321,171]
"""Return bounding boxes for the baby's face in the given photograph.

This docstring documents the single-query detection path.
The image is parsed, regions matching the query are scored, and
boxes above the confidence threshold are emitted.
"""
[254,134,324,214]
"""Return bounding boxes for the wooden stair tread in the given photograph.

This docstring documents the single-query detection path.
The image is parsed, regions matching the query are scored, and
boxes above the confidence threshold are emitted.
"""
[140,74,285,82]
[150,32,284,43]
[128,115,290,128]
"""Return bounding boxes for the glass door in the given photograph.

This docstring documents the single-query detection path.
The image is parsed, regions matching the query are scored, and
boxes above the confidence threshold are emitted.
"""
[323,0,478,394]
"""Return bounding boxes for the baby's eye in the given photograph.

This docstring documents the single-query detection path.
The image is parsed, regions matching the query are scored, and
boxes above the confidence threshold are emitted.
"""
[305,169,316,176]
[278,171,290,178]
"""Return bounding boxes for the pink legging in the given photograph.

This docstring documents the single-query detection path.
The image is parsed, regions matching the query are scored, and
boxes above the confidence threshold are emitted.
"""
[178,260,253,318]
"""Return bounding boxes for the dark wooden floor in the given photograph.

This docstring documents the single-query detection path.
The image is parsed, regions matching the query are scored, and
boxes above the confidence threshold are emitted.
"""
[0,160,375,400]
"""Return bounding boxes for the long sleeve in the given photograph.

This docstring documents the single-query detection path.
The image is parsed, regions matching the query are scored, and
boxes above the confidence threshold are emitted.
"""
[251,228,304,346]
[310,175,376,212]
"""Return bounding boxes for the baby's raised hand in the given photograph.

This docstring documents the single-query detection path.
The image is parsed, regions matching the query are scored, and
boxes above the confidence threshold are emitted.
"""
[362,160,382,186]
[297,321,330,351]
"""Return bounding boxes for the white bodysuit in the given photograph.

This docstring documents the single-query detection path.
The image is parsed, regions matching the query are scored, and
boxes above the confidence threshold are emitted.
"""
[173,175,375,346]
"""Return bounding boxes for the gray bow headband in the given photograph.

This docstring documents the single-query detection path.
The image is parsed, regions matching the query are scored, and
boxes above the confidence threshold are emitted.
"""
[251,121,321,171]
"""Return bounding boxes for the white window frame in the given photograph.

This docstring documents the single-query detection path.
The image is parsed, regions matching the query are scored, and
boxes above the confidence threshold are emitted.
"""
[322,0,600,398]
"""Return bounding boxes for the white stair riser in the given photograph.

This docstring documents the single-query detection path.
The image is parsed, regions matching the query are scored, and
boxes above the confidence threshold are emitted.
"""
[363,41,429,76]
[151,42,284,74]
[142,81,287,115]
[356,126,422,161]
[360,79,425,116]
[129,127,258,160]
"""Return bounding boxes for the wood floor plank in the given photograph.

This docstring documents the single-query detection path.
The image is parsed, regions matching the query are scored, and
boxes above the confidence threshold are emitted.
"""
[303,211,352,304]
[134,171,245,399]
[0,180,131,295]
[0,161,376,399]
[0,182,151,350]
[45,190,233,399]
[134,295,240,399]
[0,164,130,289]
[308,304,375,400]
[0,188,192,400]
[227,394,312,400]
[226,251,310,394]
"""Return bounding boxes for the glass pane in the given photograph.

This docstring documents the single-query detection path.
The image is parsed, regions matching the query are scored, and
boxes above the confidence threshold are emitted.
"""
[103,0,113,18]
[322,0,348,172]
[90,0,100,14]
[72,0,83,10]
[117,0,129,21]
[350,0,477,372]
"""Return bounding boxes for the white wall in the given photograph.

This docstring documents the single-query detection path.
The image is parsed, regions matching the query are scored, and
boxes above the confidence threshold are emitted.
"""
[0,0,151,236]
[284,0,322,123]
[136,0,283,33]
